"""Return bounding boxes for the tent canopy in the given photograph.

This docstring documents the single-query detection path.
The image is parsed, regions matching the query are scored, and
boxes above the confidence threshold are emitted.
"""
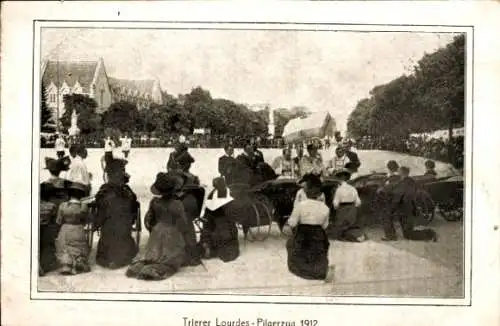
[282,111,336,142]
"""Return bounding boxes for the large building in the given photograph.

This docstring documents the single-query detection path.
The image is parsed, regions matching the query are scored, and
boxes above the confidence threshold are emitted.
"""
[41,58,163,120]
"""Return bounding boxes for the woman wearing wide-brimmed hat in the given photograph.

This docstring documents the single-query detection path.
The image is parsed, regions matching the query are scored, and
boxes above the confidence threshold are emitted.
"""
[55,181,91,275]
[39,157,71,276]
[286,175,334,282]
[126,173,201,280]
[94,157,139,269]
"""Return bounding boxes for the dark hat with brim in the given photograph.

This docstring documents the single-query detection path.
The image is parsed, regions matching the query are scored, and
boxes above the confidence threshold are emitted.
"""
[40,182,57,199]
[45,156,71,174]
[335,168,352,180]
[150,172,183,196]
[298,173,321,185]
[105,158,128,175]
[304,175,323,199]
[67,181,88,197]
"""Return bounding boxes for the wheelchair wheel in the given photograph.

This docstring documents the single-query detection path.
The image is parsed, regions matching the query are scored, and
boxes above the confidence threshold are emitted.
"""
[247,201,272,242]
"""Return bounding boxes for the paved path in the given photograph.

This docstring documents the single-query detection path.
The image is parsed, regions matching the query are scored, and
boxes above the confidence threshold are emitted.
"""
[38,221,463,297]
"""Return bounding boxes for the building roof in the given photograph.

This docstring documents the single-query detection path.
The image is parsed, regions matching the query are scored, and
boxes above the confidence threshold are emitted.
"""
[108,77,156,98]
[42,60,98,93]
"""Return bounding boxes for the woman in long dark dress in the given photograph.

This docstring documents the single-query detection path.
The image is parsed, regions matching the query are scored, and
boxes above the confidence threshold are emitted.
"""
[286,175,334,281]
[39,157,71,276]
[94,157,139,269]
[126,173,200,280]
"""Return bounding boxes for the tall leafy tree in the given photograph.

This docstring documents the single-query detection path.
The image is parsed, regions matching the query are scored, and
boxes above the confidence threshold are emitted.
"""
[101,101,141,133]
[40,83,53,131]
[60,94,101,134]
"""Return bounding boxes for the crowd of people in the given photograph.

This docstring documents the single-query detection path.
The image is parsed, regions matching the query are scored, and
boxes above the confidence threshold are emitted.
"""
[39,132,440,283]
[355,135,465,169]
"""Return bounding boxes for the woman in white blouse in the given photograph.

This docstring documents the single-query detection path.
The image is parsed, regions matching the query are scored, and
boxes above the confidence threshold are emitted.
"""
[286,175,334,282]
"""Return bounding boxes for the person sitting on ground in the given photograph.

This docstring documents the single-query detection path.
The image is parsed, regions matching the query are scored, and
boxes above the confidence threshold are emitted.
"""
[424,160,437,177]
[332,169,366,242]
[286,174,335,282]
[94,157,139,269]
[300,143,324,178]
[198,176,239,262]
[126,173,201,281]
[55,182,91,275]
[272,147,296,179]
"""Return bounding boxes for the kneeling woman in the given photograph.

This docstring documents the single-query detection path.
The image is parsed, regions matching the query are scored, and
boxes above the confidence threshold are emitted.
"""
[126,173,200,281]
[94,157,139,269]
[199,177,239,262]
[286,175,334,281]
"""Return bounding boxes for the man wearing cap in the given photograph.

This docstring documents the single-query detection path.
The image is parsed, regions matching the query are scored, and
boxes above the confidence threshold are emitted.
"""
[300,143,324,178]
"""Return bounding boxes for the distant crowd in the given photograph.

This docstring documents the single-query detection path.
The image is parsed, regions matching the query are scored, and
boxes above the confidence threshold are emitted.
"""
[355,135,464,169]
[41,130,464,169]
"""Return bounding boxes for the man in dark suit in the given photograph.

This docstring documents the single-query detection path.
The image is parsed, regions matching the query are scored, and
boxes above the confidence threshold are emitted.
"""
[218,144,236,185]
[378,160,402,241]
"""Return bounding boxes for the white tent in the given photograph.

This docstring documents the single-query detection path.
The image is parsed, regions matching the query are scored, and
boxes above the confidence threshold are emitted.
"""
[282,111,336,142]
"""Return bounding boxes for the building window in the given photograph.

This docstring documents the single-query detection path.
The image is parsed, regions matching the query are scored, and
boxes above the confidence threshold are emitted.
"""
[49,94,56,103]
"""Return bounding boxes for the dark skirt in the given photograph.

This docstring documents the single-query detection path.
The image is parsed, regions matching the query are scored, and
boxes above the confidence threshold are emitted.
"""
[126,222,187,281]
[286,224,330,280]
[39,223,60,274]
[199,207,239,262]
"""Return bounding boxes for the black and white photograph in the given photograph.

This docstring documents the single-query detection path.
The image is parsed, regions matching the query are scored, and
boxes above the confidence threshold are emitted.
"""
[2,2,499,325]
[34,22,468,299]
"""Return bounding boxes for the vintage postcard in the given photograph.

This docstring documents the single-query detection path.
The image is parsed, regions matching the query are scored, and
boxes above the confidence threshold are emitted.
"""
[1,2,499,326]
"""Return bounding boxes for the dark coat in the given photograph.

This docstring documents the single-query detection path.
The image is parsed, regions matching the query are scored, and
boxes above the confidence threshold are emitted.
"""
[94,183,139,269]
[218,155,237,184]
[345,150,361,170]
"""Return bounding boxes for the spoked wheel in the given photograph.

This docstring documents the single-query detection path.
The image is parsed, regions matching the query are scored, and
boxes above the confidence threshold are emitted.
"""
[246,201,273,242]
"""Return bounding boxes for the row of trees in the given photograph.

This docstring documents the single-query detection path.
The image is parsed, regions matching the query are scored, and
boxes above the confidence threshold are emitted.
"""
[40,86,310,138]
[347,34,465,140]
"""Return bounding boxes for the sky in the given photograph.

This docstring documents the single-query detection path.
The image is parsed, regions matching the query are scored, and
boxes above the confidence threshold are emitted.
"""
[41,28,457,132]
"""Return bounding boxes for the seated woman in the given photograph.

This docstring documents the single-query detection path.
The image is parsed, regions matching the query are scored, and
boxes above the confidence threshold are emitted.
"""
[286,175,334,282]
[94,157,139,269]
[126,173,201,280]
[55,182,91,275]
[332,169,366,242]
[198,177,239,262]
